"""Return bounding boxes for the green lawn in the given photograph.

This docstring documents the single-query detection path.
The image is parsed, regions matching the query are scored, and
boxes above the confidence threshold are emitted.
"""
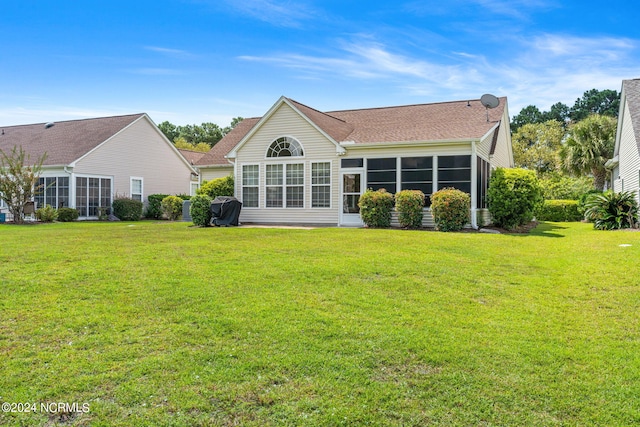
[0,221,639,426]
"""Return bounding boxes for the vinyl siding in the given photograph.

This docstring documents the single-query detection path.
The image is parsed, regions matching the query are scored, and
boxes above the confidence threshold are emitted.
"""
[235,102,341,224]
[74,117,193,200]
[200,166,234,183]
[616,101,640,202]
[490,108,514,168]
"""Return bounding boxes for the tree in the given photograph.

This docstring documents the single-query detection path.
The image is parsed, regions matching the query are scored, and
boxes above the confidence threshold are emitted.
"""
[542,102,570,125]
[173,137,211,152]
[158,121,179,142]
[559,114,617,191]
[569,89,620,122]
[511,105,543,132]
[0,146,46,224]
[512,120,565,175]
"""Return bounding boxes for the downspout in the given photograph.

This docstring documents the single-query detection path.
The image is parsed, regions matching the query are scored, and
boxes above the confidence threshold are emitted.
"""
[470,141,478,229]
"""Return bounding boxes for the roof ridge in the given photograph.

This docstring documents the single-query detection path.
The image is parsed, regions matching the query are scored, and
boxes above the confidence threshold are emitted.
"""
[285,97,349,124]
[326,97,507,114]
[1,113,145,128]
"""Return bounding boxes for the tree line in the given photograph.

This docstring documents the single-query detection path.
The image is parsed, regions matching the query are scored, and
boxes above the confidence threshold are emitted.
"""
[510,88,620,193]
[158,117,244,152]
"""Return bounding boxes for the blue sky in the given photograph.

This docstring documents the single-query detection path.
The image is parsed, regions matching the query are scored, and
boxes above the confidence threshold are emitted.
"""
[2,0,640,126]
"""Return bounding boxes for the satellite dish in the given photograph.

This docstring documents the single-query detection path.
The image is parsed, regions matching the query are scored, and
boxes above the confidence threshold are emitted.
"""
[45,122,55,129]
[480,94,499,122]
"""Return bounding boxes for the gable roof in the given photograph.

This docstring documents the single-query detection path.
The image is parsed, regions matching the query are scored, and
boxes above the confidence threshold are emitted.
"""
[178,149,206,165]
[622,79,640,154]
[197,96,508,166]
[0,113,145,166]
[195,117,260,167]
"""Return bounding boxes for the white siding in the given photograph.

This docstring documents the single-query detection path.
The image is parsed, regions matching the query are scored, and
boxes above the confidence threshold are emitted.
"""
[74,117,194,200]
[235,102,341,224]
[617,101,640,202]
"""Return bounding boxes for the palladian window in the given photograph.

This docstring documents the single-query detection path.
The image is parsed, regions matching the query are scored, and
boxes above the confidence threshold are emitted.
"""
[267,137,304,157]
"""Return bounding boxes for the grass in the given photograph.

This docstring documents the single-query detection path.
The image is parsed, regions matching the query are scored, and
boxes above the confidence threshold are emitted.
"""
[0,221,639,426]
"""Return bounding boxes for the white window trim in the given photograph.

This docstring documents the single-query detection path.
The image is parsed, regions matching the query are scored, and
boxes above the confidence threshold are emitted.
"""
[241,163,260,209]
[311,161,332,209]
[264,162,305,209]
[264,136,306,159]
[74,174,113,218]
[130,177,144,202]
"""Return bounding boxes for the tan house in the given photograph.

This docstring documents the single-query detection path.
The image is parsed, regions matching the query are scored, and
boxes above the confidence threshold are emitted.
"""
[607,79,640,203]
[195,96,514,227]
[0,113,197,219]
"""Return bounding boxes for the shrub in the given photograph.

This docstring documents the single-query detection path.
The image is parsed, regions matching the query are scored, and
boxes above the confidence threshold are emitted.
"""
[487,168,543,230]
[536,200,582,222]
[57,207,79,222]
[35,204,57,222]
[358,188,394,228]
[578,190,603,218]
[146,194,169,219]
[161,195,183,221]
[584,191,638,230]
[198,175,234,199]
[395,190,425,229]
[112,198,143,221]
[539,173,594,200]
[431,188,470,232]
[190,194,213,227]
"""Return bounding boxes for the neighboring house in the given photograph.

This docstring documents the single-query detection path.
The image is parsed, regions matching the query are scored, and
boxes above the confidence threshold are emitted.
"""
[196,96,513,227]
[607,78,640,203]
[0,113,197,219]
[178,149,207,195]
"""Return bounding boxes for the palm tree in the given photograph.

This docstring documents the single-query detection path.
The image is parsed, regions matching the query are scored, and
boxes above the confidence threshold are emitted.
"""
[559,114,617,191]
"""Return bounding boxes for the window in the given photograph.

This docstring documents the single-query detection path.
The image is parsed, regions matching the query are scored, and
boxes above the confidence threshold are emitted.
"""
[438,155,471,194]
[190,182,200,197]
[476,157,491,209]
[367,158,397,193]
[267,137,304,157]
[341,158,363,168]
[242,165,259,208]
[312,162,331,208]
[130,178,143,202]
[401,157,433,206]
[76,176,112,217]
[265,163,304,208]
[34,176,70,209]
[266,164,283,207]
[286,164,304,207]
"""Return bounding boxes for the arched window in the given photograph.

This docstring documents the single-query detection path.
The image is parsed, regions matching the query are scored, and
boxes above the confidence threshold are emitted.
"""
[267,136,304,157]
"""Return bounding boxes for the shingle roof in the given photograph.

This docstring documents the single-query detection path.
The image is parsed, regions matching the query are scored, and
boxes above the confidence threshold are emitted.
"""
[178,149,206,165]
[622,79,640,154]
[196,96,507,166]
[0,114,145,166]
[195,117,260,166]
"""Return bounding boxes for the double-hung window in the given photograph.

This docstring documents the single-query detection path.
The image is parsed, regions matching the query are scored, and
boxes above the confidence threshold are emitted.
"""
[131,177,143,202]
[265,164,304,208]
[242,165,259,208]
[312,162,331,208]
[286,164,304,208]
[266,164,284,207]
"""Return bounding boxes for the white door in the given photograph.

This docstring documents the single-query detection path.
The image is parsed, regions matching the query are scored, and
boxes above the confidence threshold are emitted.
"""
[340,170,364,226]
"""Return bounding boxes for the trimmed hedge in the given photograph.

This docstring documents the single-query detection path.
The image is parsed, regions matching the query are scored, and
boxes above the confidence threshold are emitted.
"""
[161,195,183,221]
[487,168,543,230]
[358,188,394,228]
[431,188,470,232]
[112,198,143,221]
[57,207,79,222]
[198,175,234,199]
[190,194,213,227]
[536,200,582,222]
[146,194,169,219]
[36,204,57,222]
[395,190,425,229]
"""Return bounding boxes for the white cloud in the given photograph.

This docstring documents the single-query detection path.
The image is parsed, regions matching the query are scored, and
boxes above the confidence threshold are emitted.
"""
[144,46,196,59]
[222,0,317,27]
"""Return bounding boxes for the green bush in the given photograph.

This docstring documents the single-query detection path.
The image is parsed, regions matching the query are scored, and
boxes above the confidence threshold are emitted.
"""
[584,191,639,230]
[146,194,169,219]
[395,190,425,229]
[190,194,212,227]
[57,207,79,222]
[198,175,234,199]
[161,195,183,221]
[487,168,543,230]
[536,200,582,222]
[358,188,394,228]
[112,198,143,221]
[539,173,594,200]
[578,190,603,218]
[35,204,57,222]
[431,188,470,232]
